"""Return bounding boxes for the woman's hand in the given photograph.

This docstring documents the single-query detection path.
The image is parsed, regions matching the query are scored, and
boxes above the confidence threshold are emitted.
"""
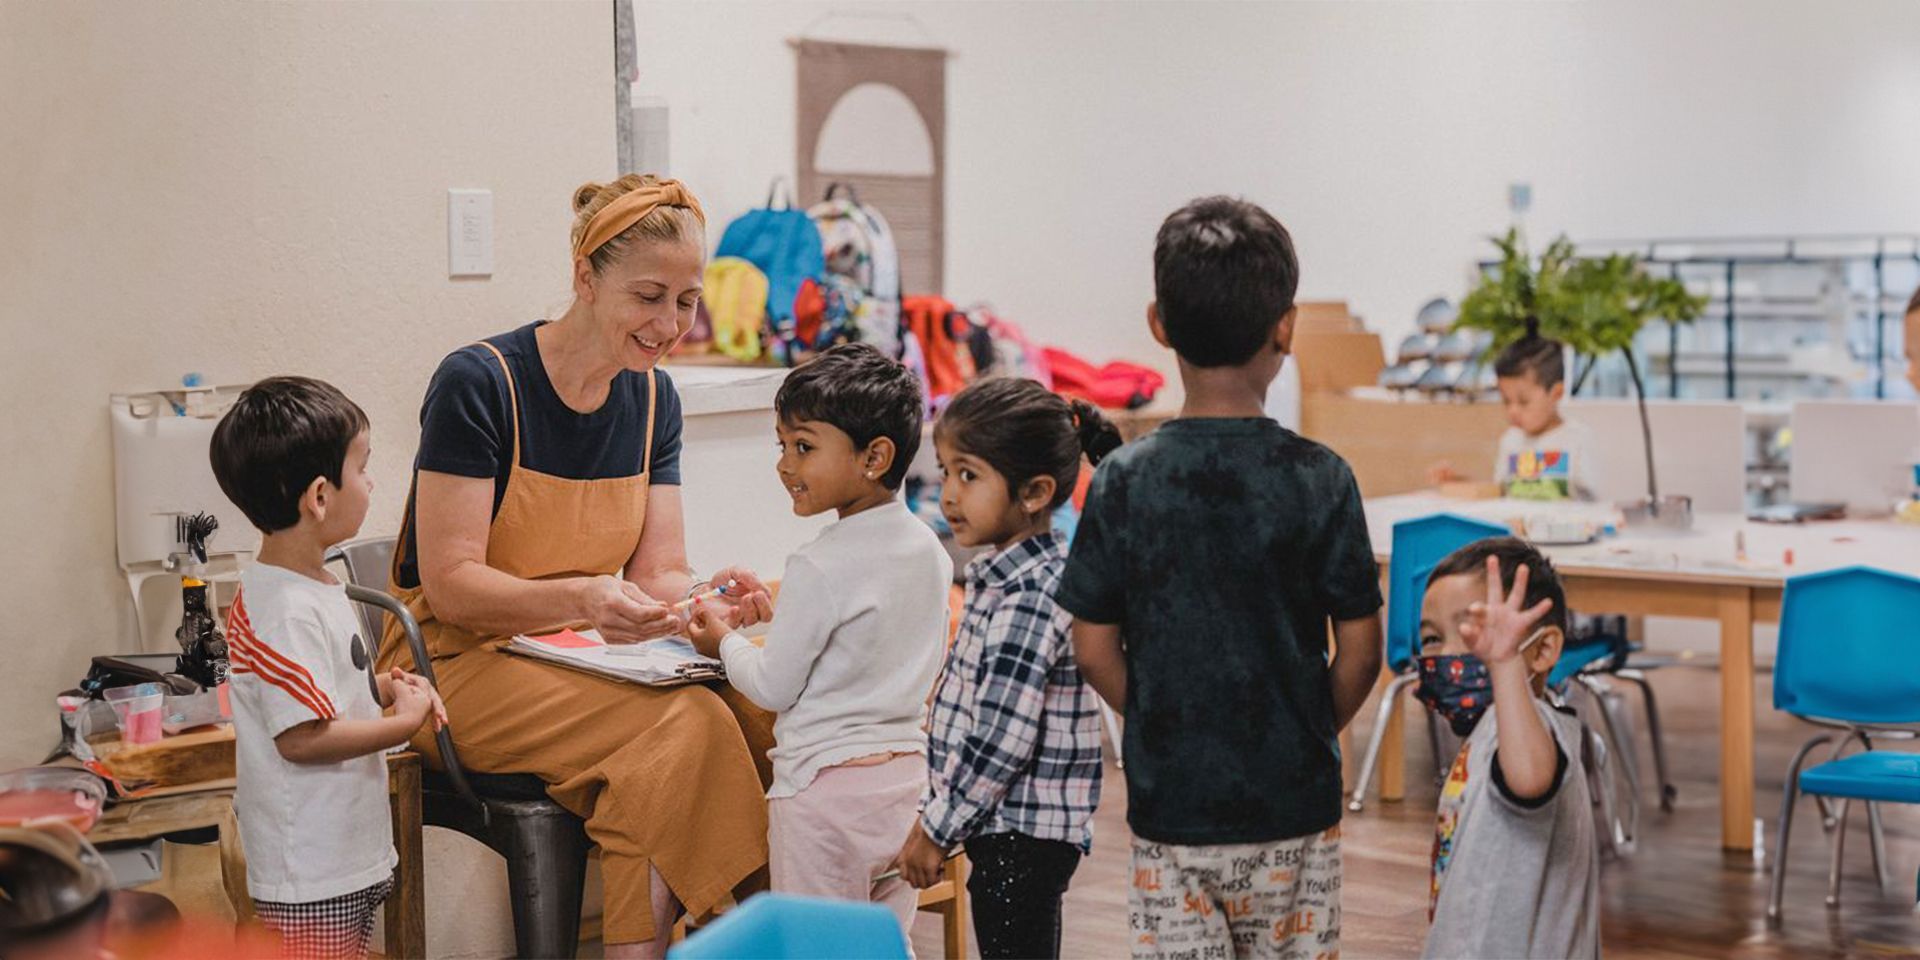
[580,575,680,644]
[708,566,774,629]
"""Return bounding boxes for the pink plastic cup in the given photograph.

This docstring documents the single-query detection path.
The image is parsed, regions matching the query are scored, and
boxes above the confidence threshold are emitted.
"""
[105,684,165,746]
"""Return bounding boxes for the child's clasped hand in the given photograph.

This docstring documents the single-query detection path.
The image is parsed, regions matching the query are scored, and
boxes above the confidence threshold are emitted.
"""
[683,602,734,658]
[388,667,448,731]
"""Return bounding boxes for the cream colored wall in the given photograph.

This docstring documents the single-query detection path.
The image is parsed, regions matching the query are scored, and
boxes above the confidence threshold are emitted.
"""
[637,0,1920,362]
[3,4,623,953]
[0,0,612,766]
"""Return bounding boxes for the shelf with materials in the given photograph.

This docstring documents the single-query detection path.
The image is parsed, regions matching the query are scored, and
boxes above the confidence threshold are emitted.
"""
[1562,234,1919,510]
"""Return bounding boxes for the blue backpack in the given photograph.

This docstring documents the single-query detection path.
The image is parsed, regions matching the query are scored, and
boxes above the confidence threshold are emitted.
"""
[715,178,824,331]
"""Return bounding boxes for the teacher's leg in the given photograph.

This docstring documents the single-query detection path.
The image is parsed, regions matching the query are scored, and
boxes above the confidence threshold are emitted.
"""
[429,648,770,946]
[603,866,680,960]
[712,682,777,791]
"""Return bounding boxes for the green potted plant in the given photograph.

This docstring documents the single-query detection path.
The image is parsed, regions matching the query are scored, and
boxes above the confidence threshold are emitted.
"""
[1454,229,1707,521]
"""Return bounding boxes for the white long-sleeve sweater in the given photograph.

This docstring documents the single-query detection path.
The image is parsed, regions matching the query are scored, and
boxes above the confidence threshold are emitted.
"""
[720,500,954,798]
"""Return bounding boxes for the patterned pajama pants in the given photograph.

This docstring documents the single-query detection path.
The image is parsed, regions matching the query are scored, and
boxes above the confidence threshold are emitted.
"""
[1128,826,1342,960]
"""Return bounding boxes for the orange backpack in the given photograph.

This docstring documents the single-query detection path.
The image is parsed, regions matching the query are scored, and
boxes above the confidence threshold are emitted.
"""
[902,295,974,405]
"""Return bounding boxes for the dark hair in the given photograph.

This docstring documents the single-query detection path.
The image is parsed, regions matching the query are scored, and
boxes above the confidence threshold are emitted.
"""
[1493,328,1566,389]
[1429,536,1569,638]
[935,378,1123,512]
[1152,195,1300,368]
[209,376,369,533]
[775,343,925,490]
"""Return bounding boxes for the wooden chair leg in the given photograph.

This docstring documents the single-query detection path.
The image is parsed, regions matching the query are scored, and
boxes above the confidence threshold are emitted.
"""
[943,852,968,960]
[216,799,254,923]
[384,753,426,959]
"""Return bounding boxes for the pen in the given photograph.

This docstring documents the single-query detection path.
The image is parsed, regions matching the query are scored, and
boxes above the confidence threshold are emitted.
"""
[671,581,732,614]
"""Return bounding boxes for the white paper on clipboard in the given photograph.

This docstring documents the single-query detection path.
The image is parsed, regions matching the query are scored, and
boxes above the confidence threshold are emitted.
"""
[505,628,725,687]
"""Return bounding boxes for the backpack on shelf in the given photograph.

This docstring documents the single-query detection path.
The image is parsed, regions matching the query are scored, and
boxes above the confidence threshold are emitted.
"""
[701,257,771,362]
[809,183,902,358]
[903,295,978,409]
[899,328,936,418]
[715,178,826,345]
[962,306,1052,388]
[777,274,864,366]
[1043,347,1165,410]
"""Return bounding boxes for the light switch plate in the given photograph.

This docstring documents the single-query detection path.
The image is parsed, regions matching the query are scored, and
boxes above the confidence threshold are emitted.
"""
[448,188,494,278]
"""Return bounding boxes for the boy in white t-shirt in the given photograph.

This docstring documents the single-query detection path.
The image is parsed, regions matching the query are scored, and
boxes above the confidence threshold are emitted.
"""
[685,344,952,942]
[1488,332,1597,501]
[209,377,445,960]
[1434,329,1597,500]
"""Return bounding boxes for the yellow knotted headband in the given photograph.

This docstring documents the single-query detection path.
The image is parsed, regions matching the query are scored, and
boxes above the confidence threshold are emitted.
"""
[572,179,707,261]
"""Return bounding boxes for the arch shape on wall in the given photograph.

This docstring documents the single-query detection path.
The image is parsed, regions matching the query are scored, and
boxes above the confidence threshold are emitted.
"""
[814,82,937,176]
[795,39,947,294]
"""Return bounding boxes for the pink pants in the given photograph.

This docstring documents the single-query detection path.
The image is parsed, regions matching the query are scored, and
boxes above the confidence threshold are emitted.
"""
[769,754,925,941]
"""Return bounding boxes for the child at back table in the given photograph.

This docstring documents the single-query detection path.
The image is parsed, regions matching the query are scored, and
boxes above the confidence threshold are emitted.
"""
[1057,196,1385,960]
[1435,326,1597,500]
[686,343,952,943]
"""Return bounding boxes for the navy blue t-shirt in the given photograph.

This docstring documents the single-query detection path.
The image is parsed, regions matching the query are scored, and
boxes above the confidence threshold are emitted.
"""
[394,321,683,589]
[1055,417,1382,846]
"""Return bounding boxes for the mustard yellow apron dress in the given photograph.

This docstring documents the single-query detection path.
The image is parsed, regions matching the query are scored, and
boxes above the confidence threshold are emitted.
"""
[378,341,774,944]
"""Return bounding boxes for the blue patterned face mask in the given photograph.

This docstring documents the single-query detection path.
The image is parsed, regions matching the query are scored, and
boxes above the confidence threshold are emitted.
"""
[1414,653,1492,736]
[1413,630,1547,736]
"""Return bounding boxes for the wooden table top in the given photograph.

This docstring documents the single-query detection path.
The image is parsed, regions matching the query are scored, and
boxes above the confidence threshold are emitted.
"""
[1364,493,1920,589]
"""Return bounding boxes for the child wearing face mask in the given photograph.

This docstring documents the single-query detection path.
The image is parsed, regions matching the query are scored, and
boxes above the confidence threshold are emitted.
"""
[1414,537,1599,960]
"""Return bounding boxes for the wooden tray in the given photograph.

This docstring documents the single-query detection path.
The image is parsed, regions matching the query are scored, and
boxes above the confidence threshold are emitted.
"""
[91,726,235,787]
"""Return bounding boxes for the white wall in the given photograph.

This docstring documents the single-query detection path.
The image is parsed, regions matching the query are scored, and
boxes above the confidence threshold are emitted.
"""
[0,0,613,766]
[635,0,1920,367]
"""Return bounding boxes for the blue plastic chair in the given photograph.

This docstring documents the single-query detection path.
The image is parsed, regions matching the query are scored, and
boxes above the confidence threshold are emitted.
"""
[1766,566,1920,927]
[1347,513,1507,812]
[669,894,909,960]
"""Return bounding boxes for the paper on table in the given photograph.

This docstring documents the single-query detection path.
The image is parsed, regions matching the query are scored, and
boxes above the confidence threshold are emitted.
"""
[508,628,725,686]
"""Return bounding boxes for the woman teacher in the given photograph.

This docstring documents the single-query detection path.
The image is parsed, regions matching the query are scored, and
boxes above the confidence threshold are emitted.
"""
[379,175,777,957]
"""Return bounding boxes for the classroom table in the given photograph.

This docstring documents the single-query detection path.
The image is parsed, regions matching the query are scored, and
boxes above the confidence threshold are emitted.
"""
[1363,493,1920,851]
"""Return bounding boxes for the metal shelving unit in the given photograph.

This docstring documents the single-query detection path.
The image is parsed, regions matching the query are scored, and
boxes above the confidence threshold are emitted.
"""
[1572,235,1918,402]
[1568,235,1919,508]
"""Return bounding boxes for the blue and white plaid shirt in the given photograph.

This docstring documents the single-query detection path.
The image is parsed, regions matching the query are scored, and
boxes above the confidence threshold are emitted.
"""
[921,532,1103,852]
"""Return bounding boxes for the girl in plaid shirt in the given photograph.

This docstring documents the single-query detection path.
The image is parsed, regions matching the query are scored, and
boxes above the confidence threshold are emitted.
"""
[893,377,1121,959]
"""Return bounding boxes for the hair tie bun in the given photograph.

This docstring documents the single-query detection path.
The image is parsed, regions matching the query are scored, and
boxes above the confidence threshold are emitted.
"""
[1069,398,1123,466]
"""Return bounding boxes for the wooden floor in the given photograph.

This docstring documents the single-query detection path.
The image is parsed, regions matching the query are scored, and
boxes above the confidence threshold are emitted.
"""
[908,665,1920,959]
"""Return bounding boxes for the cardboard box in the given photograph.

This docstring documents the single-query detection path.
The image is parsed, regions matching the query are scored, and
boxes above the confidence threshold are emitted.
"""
[1293,331,1385,394]
[1301,391,1507,497]
[1295,300,1358,334]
